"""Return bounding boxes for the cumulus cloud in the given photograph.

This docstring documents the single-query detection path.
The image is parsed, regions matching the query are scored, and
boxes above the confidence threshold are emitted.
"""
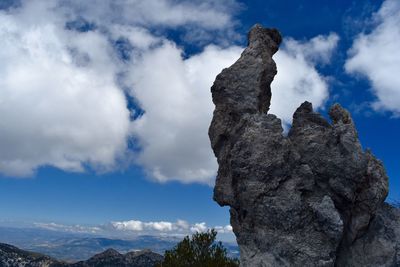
[190,222,232,234]
[345,0,400,115]
[33,219,234,240]
[283,33,340,65]
[0,0,338,184]
[128,33,338,183]
[111,220,145,231]
[0,0,238,178]
[270,33,339,125]
[214,225,233,234]
[190,222,208,233]
[0,4,130,176]
[111,219,180,233]
[128,44,242,184]
[109,219,232,235]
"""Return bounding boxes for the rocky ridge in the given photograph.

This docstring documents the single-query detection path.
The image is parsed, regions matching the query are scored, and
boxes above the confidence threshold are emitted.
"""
[70,248,163,267]
[0,243,56,267]
[209,24,400,266]
[0,243,163,267]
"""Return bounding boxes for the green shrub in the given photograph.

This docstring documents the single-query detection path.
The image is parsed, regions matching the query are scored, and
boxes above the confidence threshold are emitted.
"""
[156,229,239,267]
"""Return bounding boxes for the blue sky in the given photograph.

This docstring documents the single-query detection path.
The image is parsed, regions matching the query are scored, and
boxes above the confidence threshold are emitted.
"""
[0,0,399,240]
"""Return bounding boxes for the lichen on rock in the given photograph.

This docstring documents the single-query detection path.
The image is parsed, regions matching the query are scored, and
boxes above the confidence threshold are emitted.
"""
[209,24,399,267]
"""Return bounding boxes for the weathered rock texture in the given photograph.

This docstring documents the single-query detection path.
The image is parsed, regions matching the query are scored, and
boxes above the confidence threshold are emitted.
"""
[209,24,400,266]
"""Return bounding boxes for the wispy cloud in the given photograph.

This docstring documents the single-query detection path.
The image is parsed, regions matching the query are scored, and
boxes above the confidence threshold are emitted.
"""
[62,0,239,31]
[345,0,400,116]
[33,222,102,234]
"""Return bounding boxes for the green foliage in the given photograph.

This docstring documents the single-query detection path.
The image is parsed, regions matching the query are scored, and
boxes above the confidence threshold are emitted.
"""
[156,229,239,267]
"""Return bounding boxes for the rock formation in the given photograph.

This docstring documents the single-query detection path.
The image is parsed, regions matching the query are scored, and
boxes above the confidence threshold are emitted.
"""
[209,24,400,266]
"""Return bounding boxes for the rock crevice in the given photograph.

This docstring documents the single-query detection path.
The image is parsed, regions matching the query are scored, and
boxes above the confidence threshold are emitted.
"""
[209,24,399,267]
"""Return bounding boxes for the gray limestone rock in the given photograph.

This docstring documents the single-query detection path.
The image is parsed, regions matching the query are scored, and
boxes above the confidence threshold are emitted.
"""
[209,24,398,266]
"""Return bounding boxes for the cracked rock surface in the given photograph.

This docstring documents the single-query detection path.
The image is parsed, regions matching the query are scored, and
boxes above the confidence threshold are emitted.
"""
[209,24,399,267]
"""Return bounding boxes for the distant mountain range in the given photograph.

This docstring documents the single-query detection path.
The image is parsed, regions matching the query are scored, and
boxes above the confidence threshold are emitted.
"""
[0,226,239,262]
[0,226,176,262]
[0,242,163,267]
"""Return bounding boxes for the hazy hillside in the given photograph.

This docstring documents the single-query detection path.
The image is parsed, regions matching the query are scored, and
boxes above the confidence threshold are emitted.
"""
[0,227,239,262]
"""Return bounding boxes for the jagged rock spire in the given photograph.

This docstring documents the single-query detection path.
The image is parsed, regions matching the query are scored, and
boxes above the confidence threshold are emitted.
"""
[209,24,397,266]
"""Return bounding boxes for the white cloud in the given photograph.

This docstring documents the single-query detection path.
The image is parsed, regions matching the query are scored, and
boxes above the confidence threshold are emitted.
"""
[107,219,231,235]
[214,225,233,234]
[145,221,174,232]
[115,32,338,184]
[62,0,238,30]
[175,219,190,230]
[0,0,238,178]
[34,219,235,240]
[128,43,242,184]
[345,0,400,115]
[34,222,102,234]
[109,219,226,235]
[108,25,161,50]
[283,33,340,65]
[111,220,144,231]
[190,222,208,233]
[0,0,337,183]
[0,6,130,176]
[110,219,189,233]
[270,33,339,125]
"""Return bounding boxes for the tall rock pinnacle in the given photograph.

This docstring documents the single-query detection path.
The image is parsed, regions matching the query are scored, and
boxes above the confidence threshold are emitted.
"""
[209,24,400,266]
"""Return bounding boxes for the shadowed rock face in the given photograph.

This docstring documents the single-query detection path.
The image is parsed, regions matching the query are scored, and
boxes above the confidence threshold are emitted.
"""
[209,24,399,266]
